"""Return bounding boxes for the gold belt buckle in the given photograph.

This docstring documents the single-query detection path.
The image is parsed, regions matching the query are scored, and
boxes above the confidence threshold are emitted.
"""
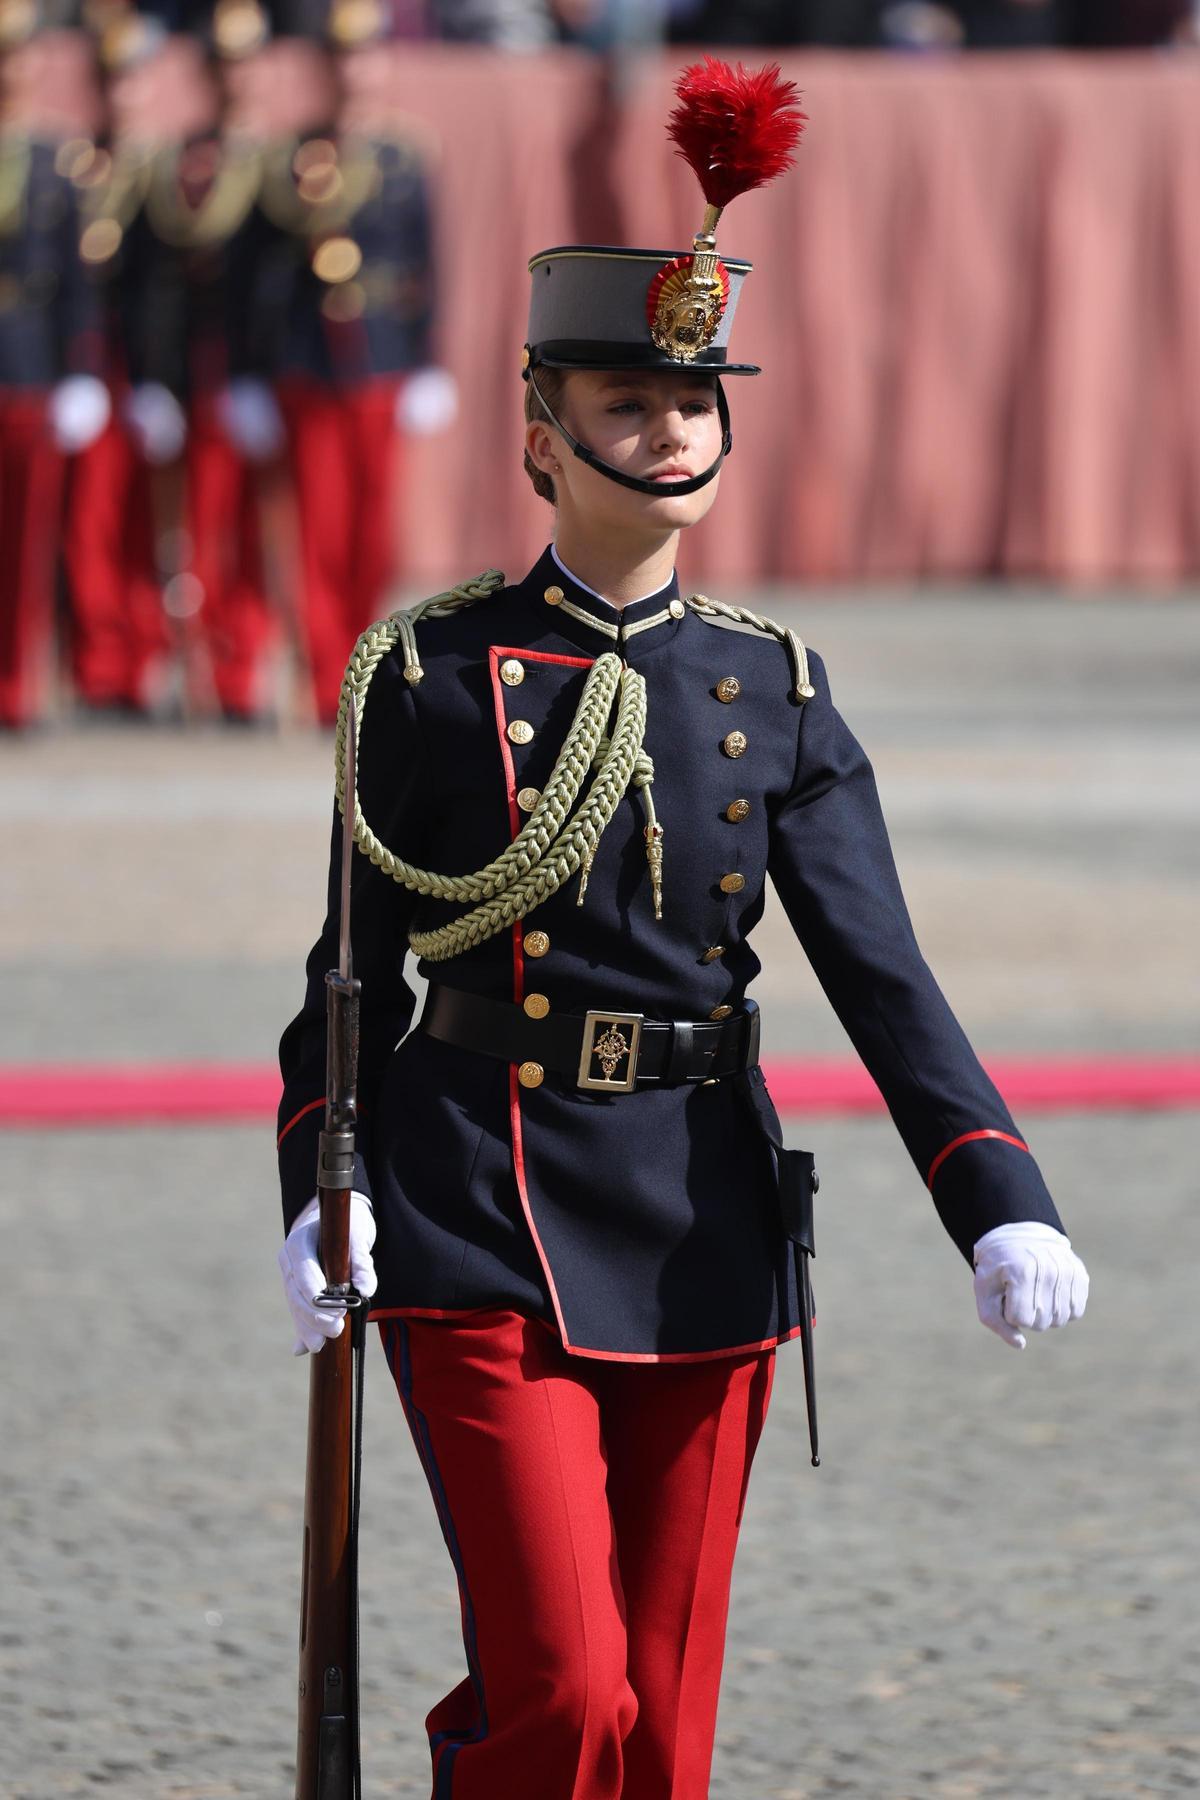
[577,1010,643,1093]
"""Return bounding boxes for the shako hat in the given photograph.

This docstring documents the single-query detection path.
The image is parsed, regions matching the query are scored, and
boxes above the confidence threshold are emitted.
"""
[523,57,806,497]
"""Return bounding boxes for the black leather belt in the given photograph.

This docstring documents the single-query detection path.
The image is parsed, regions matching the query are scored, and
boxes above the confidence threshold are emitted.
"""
[419,983,761,1093]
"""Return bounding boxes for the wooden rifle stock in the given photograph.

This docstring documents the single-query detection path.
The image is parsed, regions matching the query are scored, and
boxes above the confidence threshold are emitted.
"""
[295,971,362,1800]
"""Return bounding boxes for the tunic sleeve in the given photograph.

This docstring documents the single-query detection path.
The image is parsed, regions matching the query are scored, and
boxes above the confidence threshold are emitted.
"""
[765,648,1064,1263]
[277,653,430,1232]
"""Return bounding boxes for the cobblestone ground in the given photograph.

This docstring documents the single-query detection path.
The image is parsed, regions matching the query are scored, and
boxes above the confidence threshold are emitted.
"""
[1,593,1197,1799]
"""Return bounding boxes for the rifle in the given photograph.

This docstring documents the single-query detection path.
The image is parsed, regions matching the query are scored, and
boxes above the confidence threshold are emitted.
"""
[295,700,365,1800]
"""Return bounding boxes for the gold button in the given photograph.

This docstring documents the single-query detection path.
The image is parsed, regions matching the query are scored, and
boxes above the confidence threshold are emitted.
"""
[669,599,685,619]
[701,945,726,964]
[521,345,531,371]
[500,658,525,686]
[507,719,534,745]
[517,785,541,813]
[709,1004,733,1021]
[716,676,741,703]
[543,585,564,606]
[523,992,550,1019]
[524,929,550,958]
[719,872,746,894]
[518,1060,544,1088]
[725,798,751,822]
[722,731,748,759]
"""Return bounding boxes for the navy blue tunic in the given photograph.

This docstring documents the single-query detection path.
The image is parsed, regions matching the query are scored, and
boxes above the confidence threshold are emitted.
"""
[278,548,1064,1362]
[0,137,101,388]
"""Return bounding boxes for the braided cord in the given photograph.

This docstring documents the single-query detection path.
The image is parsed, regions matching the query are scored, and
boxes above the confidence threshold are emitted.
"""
[685,594,815,703]
[333,576,659,964]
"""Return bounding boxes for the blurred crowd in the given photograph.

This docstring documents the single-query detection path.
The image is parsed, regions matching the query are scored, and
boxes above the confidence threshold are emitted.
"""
[1,0,456,731]
[374,0,1200,51]
[238,0,1200,50]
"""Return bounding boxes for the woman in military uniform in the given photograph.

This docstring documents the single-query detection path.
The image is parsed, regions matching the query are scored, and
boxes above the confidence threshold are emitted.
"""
[277,61,1089,1800]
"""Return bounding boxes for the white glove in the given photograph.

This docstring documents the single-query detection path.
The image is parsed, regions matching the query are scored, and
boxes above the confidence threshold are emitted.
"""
[278,1191,378,1356]
[216,377,285,462]
[47,375,112,453]
[973,1221,1089,1350]
[122,382,188,465]
[395,366,458,436]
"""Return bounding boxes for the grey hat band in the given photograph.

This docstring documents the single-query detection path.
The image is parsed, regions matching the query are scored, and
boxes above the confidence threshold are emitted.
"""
[526,241,757,373]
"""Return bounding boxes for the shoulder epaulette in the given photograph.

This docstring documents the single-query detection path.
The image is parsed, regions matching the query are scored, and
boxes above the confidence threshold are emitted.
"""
[393,568,506,685]
[685,594,814,704]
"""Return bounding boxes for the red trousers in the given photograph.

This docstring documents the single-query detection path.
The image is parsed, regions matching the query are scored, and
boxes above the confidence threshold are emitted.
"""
[278,377,402,724]
[64,416,165,710]
[379,1308,775,1800]
[185,399,274,717]
[66,405,274,717]
[0,392,64,729]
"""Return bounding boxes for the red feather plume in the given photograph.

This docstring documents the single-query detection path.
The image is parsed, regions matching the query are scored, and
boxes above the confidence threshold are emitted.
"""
[667,57,807,212]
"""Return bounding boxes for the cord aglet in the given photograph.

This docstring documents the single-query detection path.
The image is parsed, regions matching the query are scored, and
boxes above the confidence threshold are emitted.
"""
[644,824,664,922]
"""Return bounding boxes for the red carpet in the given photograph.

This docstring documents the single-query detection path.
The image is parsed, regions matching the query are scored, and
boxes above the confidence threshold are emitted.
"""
[1,1056,1198,1127]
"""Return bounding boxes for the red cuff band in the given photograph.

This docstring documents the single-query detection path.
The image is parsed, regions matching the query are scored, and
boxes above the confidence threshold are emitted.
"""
[927,1128,1029,1188]
[277,1096,324,1148]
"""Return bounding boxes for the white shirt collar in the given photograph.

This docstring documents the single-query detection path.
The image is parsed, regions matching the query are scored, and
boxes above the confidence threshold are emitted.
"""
[550,543,675,612]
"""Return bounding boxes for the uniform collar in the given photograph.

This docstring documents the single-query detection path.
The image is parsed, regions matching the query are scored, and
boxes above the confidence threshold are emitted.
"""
[522,545,684,653]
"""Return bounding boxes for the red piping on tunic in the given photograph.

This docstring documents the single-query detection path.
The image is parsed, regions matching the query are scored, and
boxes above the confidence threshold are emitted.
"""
[277,1096,324,1148]
[488,643,593,1352]
[561,1320,804,1364]
[927,1128,1029,1188]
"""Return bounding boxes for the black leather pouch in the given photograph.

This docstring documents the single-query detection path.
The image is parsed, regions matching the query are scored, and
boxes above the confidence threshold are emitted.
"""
[777,1147,818,1256]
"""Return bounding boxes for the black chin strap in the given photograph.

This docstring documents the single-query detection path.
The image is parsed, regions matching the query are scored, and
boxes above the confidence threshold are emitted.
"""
[526,367,732,498]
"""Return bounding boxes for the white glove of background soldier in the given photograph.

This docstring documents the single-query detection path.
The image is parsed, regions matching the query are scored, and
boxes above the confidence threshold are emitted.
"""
[973,1221,1089,1350]
[122,382,187,464]
[278,1192,377,1356]
[395,366,458,436]
[47,375,112,453]
[216,377,285,462]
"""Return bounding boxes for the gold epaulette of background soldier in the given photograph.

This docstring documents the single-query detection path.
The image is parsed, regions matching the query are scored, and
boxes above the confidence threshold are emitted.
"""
[258,133,380,241]
[141,137,261,250]
[0,133,32,243]
[57,137,153,268]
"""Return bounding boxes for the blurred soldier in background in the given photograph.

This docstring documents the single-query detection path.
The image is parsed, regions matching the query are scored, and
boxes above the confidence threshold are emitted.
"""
[63,11,180,718]
[246,0,454,723]
[0,4,109,729]
[68,2,280,722]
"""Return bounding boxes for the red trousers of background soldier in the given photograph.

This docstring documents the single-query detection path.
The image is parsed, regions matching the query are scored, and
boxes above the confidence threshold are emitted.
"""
[65,417,166,714]
[0,391,65,730]
[186,397,275,720]
[66,404,275,720]
[278,377,402,725]
[379,1307,774,1800]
